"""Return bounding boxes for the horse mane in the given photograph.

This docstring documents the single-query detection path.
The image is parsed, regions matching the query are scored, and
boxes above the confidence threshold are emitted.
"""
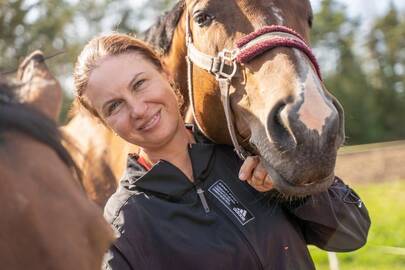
[0,77,83,187]
[143,1,185,53]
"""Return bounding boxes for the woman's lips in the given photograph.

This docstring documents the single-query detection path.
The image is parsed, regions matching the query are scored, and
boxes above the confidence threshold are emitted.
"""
[139,110,161,131]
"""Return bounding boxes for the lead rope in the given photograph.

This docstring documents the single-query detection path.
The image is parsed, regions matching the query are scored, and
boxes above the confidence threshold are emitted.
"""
[218,79,250,160]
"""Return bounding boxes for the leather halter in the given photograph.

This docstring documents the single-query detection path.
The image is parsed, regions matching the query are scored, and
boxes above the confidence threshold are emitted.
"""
[185,12,322,160]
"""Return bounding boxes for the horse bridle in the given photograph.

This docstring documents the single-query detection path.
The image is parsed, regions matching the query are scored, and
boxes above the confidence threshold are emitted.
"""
[185,12,322,160]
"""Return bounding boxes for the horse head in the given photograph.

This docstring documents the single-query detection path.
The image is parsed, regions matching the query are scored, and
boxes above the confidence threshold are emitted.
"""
[147,0,345,198]
[16,50,63,120]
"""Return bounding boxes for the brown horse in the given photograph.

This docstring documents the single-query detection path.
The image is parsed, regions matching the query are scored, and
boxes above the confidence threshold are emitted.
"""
[0,77,113,269]
[12,50,138,207]
[32,0,344,205]
[62,107,138,206]
[145,0,345,197]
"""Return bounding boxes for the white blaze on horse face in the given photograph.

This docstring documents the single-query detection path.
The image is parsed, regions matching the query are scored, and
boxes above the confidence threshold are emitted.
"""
[294,49,332,135]
[269,2,284,24]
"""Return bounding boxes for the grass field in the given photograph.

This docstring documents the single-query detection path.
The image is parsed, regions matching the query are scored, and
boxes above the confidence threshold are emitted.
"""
[310,181,405,270]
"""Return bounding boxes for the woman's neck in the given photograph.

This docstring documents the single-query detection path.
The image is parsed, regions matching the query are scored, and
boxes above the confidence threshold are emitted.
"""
[140,125,196,181]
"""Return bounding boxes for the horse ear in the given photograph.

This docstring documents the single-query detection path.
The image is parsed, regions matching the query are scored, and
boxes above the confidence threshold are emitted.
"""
[143,1,185,54]
[16,50,63,121]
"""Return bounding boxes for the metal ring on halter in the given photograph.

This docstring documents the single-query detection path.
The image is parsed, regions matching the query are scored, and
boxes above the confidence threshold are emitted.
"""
[215,49,238,81]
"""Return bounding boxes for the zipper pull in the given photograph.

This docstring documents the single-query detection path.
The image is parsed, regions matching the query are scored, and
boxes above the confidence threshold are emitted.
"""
[197,187,210,213]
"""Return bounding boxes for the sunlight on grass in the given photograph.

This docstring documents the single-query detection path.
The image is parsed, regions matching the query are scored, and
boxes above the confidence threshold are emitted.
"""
[311,181,405,270]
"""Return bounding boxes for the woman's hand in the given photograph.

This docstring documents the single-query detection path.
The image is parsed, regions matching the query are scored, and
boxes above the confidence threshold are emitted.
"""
[238,156,273,192]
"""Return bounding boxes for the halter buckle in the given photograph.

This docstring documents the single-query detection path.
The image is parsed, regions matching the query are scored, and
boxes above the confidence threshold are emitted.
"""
[215,49,238,81]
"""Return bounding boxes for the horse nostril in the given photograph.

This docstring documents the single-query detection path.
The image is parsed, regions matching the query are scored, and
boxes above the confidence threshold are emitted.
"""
[266,101,296,151]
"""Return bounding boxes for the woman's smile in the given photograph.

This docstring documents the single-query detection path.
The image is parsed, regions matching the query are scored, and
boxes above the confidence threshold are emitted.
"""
[137,109,162,132]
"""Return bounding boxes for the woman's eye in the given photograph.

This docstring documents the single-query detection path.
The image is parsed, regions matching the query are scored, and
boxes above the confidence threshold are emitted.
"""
[193,11,214,27]
[107,101,121,115]
[133,79,146,90]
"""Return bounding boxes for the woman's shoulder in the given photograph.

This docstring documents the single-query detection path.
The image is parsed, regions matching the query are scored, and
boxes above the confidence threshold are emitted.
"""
[103,155,147,228]
[103,185,143,230]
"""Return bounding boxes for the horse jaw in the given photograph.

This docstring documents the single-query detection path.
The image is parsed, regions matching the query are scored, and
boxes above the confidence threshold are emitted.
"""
[16,50,63,121]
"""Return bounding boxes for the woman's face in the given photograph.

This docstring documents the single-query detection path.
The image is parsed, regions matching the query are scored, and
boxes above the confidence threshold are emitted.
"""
[83,52,182,149]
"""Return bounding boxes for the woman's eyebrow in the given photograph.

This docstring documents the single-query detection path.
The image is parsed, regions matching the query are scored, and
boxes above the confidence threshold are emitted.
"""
[128,72,145,89]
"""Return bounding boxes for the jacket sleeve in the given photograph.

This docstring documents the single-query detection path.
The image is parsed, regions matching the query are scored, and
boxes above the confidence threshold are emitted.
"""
[103,244,132,270]
[284,177,371,252]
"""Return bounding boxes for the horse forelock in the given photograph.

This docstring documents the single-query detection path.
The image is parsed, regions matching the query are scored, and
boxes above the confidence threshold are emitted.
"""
[143,1,185,53]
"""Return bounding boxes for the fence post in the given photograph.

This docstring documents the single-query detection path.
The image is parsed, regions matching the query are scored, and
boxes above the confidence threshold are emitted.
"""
[328,252,339,270]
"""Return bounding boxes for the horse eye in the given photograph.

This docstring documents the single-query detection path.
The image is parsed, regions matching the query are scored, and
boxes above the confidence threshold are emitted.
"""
[193,11,214,27]
[308,14,313,28]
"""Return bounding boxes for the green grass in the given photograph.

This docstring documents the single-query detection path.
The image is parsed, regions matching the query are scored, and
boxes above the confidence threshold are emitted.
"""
[310,181,405,270]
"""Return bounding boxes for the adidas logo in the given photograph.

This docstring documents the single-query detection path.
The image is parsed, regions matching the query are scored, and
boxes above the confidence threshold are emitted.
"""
[233,207,247,221]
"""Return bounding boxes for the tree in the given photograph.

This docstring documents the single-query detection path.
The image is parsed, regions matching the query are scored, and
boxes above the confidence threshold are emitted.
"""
[366,4,405,141]
[311,0,378,144]
[0,0,175,123]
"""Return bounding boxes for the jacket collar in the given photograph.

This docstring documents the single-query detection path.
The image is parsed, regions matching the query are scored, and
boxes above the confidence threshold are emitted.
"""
[126,142,215,198]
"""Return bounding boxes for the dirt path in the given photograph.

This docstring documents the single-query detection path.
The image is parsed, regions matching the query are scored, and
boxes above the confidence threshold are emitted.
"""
[336,140,405,185]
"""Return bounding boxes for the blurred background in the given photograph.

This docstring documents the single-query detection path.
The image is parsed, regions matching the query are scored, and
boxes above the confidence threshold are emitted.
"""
[1,0,404,269]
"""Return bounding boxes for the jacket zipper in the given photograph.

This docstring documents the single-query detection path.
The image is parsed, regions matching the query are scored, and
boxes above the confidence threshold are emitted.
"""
[197,186,264,270]
[196,187,210,213]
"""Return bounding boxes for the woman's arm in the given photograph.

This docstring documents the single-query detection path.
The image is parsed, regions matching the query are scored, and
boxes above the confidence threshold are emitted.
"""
[239,157,370,251]
[284,177,371,252]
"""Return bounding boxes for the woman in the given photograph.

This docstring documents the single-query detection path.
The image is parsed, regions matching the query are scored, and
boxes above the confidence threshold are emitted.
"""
[74,33,370,270]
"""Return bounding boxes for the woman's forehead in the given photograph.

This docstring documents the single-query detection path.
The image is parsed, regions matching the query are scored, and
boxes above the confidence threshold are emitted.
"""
[89,54,152,85]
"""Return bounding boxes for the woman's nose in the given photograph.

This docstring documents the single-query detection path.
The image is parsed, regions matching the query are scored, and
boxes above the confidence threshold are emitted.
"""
[129,98,148,119]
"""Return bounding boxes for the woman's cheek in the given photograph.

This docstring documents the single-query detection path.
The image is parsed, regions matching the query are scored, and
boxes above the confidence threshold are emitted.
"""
[107,114,126,137]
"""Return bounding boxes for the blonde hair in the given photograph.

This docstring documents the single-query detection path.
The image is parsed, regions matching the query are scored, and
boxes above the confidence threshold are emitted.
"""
[73,33,183,120]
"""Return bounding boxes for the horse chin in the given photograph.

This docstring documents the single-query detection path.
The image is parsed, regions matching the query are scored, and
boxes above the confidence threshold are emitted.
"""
[260,158,335,199]
[250,127,337,198]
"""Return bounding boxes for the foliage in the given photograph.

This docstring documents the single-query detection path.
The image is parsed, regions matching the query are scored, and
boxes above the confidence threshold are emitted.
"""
[366,5,405,142]
[111,0,175,33]
[0,0,108,75]
[0,0,172,123]
[311,181,405,270]
[312,0,405,144]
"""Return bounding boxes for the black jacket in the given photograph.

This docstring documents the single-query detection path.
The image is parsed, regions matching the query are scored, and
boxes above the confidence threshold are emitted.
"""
[103,141,370,270]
